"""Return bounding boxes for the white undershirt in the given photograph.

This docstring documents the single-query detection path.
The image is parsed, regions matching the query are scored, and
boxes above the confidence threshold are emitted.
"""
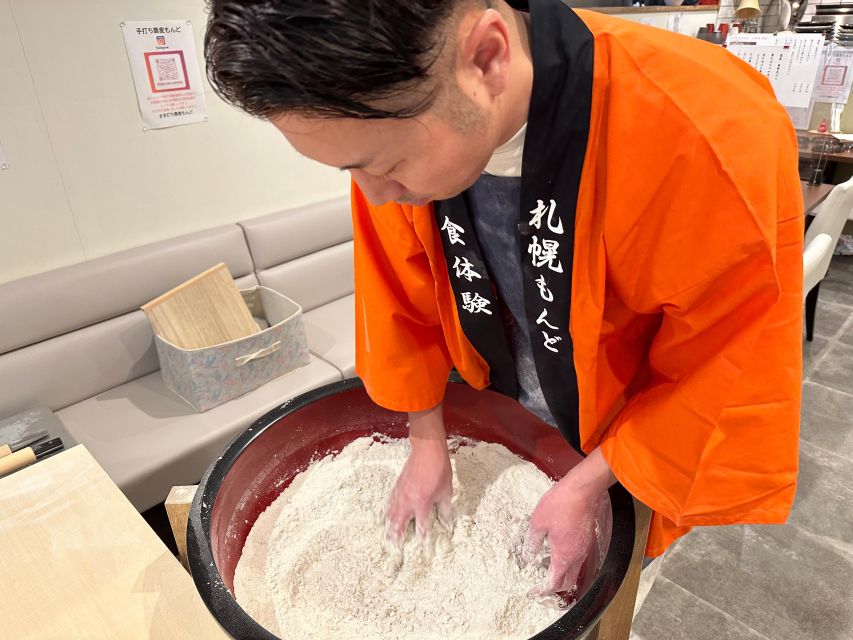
[483,123,527,178]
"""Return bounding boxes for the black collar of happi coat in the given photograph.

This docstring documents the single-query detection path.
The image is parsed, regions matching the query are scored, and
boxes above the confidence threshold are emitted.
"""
[433,0,594,453]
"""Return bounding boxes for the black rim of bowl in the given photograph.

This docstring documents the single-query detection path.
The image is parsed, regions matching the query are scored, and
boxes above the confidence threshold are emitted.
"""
[187,377,635,640]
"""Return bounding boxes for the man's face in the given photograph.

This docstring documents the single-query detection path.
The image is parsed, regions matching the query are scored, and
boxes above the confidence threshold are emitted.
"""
[272,96,495,206]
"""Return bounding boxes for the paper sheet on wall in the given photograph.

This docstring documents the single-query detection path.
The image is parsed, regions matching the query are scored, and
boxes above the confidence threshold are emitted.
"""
[725,34,824,109]
[785,97,817,130]
[666,13,682,34]
[814,48,853,104]
[120,20,208,130]
[0,141,7,170]
[785,48,823,130]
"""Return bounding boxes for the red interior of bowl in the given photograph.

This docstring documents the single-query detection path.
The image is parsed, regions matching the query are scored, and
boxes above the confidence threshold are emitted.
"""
[209,383,612,598]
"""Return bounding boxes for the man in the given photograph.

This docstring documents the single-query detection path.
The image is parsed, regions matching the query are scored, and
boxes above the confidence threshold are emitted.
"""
[205,0,802,595]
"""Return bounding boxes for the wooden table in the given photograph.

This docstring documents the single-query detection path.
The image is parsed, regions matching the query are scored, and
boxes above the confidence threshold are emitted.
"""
[0,446,228,639]
[802,181,834,216]
[799,149,853,165]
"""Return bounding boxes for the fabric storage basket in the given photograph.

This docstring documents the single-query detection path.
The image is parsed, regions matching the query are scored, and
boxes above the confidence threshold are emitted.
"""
[155,286,310,412]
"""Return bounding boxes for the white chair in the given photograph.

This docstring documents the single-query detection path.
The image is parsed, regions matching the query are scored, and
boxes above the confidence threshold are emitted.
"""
[803,176,853,341]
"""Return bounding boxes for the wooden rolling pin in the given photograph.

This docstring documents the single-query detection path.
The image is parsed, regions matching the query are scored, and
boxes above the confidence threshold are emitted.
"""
[0,438,64,478]
[0,429,48,459]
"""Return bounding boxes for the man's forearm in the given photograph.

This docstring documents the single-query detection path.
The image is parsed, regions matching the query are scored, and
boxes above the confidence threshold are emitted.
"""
[565,446,617,495]
[406,406,615,494]
[408,403,447,447]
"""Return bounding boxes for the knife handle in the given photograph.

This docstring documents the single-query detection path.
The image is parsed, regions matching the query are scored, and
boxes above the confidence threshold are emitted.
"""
[0,444,11,459]
[0,448,36,478]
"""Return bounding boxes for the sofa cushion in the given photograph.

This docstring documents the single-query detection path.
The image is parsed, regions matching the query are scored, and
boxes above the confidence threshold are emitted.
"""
[57,358,342,511]
[304,295,355,378]
[240,196,352,270]
[257,242,354,312]
[0,311,158,419]
[0,225,255,355]
[234,274,259,289]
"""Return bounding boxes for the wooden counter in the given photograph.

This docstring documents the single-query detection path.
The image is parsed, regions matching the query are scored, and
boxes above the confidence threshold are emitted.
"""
[588,5,718,13]
[799,148,853,165]
[0,446,228,639]
[798,131,853,166]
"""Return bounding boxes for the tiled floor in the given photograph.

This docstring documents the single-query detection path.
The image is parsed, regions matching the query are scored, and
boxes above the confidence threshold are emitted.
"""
[632,256,853,640]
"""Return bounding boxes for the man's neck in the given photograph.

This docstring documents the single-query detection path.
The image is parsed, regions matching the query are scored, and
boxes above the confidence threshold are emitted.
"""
[495,6,533,148]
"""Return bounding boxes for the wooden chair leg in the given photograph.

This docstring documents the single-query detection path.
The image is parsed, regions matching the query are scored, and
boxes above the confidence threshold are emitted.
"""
[589,498,653,640]
[805,282,821,342]
[165,485,198,570]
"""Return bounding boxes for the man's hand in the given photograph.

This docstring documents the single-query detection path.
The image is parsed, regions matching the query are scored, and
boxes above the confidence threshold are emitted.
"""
[523,447,617,595]
[385,403,453,542]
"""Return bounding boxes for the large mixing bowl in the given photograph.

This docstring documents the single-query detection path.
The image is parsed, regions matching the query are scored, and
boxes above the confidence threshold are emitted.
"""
[187,378,634,639]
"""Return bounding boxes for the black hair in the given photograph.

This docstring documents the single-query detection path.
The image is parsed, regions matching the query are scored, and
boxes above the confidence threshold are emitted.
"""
[204,1,469,120]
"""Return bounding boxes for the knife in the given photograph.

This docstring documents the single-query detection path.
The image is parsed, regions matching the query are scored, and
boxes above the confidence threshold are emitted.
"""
[0,429,49,459]
[0,438,64,478]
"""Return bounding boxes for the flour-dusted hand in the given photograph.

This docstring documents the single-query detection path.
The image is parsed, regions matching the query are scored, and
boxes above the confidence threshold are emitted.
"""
[522,479,599,595]
[385,439,453,541]
[385,402,454,543]
[522,447,617,595]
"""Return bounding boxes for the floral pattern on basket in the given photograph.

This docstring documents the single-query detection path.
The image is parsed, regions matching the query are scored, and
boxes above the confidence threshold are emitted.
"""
[155,287,310,412]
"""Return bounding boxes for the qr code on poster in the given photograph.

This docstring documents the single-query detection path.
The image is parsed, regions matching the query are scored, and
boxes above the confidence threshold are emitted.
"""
[155,57,179,83]
[145,51,188,92]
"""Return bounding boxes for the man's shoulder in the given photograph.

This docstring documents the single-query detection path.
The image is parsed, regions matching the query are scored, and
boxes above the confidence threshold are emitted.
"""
[577,11,795,167]
[577,9,776,107]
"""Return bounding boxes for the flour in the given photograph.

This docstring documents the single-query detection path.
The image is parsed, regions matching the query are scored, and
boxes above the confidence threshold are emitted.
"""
[233,436,564,639]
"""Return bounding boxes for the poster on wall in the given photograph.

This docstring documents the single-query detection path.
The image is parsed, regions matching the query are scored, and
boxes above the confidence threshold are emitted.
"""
[814,48,853,104]
[120,19,208,130]
[725,33,824,109]
[785,97,817,131]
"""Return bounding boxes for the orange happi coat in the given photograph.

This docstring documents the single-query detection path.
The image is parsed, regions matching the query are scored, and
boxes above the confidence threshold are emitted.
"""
[351,11,803,555]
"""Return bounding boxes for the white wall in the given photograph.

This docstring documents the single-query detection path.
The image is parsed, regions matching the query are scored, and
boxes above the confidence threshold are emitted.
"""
[717,0,783,30]
[0,0,348,284]
[609,7,718,37]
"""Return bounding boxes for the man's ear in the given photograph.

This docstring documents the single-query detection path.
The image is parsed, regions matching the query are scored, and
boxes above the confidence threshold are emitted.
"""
[455,9,512,99]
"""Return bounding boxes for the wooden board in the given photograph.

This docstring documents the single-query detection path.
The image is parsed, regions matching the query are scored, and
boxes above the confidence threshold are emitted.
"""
[166,485,198,570]
[589,499,653,640]
[0,446,228,639]
[141,263,258,350]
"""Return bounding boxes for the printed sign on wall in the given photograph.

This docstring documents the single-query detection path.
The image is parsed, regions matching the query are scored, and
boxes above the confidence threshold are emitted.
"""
[814,49,853,104]
[121,20,208,130]
[726,34,824,109]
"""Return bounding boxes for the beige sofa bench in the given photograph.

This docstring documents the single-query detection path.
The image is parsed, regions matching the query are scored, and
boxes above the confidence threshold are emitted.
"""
[0,197,354,510]
[241,198,356,378]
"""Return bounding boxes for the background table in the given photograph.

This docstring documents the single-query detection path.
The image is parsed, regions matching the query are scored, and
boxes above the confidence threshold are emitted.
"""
[802,181,834,216]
